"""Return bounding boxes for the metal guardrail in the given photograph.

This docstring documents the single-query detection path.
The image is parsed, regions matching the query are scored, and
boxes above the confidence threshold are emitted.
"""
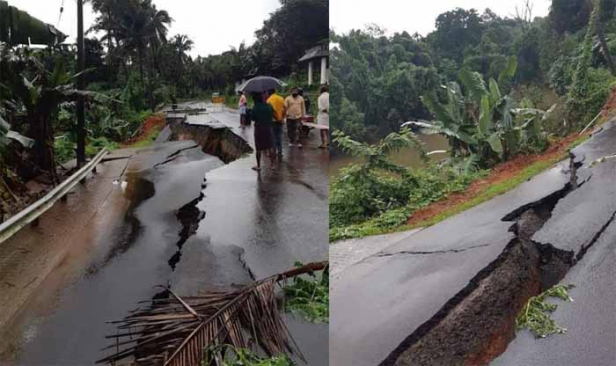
[0,148,108,244]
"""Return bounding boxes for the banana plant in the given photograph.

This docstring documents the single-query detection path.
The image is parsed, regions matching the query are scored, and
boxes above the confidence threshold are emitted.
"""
[0,109,34,151]
[405,56,553,170]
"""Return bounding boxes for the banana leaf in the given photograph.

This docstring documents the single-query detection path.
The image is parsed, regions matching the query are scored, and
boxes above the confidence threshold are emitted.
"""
[478,95,493,136]
[487,133,504,157]
[459,69,487,104]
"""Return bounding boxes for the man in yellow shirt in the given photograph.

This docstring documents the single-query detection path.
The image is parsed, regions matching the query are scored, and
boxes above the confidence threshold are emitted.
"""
[284,87,306,148]
[267,88,285,157]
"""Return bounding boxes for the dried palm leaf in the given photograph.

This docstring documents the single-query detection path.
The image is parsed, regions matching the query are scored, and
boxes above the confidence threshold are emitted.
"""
[97,261,327,366]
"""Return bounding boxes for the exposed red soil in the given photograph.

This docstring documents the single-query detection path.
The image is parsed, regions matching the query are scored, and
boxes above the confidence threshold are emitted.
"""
[408,88,616,228]
[122,114,166,146]
[406,132,585,227]
[601,85,616,119]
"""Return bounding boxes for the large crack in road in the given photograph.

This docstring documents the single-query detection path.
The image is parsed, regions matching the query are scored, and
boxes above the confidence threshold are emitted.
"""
[380,146,612,366]
[164,120,253,274]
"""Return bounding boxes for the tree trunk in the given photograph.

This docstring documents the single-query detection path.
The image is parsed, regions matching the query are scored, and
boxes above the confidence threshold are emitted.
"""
[107,9,113,56]
[595,19,616,76]
[147,49,156,111]
[31,114,57,184]
[138,47,145,87]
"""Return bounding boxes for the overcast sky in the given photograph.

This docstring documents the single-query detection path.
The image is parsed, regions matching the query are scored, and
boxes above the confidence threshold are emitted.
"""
[8,0,281,56]
[331,0,552,36]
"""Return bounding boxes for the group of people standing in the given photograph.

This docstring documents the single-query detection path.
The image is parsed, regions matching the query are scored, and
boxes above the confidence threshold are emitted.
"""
[238,85,329,171]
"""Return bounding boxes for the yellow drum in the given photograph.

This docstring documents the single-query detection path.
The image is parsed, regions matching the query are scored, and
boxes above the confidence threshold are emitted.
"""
[211,93,225,104]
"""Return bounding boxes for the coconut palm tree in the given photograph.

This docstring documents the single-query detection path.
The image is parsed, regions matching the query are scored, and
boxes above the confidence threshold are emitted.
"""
[170,34,194,91]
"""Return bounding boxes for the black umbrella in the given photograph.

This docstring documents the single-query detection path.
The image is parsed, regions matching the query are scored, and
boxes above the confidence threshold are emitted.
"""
[235,76,287,93]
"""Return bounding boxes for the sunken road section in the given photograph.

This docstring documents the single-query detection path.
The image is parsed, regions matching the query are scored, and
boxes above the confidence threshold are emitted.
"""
[380,122,616,366]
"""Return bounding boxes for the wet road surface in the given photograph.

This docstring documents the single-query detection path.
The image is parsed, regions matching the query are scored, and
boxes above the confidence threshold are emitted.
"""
[330,121,616,366]
[330,163,570,366]
[0,107,328,365]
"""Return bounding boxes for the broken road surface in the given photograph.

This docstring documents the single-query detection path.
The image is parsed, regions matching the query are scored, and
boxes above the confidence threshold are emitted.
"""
[330,120,616,366]
[0,104,329,365]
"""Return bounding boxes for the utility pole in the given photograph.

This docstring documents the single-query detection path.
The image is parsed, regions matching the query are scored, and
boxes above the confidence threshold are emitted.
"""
[76,0,86,166]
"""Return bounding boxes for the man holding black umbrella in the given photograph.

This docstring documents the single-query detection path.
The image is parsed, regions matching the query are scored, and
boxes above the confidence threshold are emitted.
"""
[237,76,286,171]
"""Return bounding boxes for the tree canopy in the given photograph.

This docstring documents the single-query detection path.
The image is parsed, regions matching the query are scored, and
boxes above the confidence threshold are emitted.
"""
[332,1,616,143]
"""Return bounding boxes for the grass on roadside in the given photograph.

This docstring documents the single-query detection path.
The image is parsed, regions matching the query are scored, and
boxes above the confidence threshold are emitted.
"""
[330,133,593,243]
[407,156,564,229]
[126,125,162,149]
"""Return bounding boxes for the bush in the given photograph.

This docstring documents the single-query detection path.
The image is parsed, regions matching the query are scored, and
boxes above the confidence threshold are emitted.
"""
[549,56,575,96]
[329,164,484,241]
[566,67,616,127]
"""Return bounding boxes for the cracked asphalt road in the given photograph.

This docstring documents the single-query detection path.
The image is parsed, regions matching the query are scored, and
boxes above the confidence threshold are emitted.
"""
[0,107,329,366]
[330,121,616,366]
[493,121,616,366]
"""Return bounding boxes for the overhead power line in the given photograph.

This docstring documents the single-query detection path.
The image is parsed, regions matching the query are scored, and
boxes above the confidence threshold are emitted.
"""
[57,0,65,28]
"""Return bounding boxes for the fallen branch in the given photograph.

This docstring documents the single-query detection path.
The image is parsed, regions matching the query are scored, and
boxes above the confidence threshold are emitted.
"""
[98,261,328,366]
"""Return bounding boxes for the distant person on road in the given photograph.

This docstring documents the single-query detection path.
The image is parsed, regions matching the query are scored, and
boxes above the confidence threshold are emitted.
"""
[284,87,306,148]
[267,88,285,157]
[317,85,329,148]
[298,87,311,115]
[238,91,248,128]
[250,92,276,171]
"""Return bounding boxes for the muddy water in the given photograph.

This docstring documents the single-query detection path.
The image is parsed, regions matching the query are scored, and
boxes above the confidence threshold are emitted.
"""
[329,133,449,177]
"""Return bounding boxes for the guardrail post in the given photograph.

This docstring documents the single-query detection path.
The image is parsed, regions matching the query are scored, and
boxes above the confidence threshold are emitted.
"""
[60,194,68,203]
[31,218,40,227]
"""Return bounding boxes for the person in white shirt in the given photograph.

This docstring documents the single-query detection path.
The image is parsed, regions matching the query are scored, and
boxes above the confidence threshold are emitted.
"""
[238,91,248,128]
[317,85,329,148]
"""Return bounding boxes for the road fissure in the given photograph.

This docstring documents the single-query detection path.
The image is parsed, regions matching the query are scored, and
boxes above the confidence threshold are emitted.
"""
[379,150,601,366]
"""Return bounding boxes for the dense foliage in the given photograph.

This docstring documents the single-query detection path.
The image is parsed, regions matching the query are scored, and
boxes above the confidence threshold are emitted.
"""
[0,0,327,222]
[329,0,616,241]
[283,263,329,323]
[331,0,616,143]
[329,129,484,241]
[407,59,555,170]
[89,0,328,97]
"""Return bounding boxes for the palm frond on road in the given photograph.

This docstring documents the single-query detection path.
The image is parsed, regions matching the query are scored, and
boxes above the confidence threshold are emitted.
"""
[97,262,328,366]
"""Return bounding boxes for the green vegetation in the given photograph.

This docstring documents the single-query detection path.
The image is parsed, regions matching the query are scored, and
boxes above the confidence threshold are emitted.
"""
[516,284,575,338]
[411,58,555,170]
[203,346,294,366]
[329,129,486,241]
[127,126,162,149]
[330,0,616,241]
[283,263,329,323]
[330,161,485,241]
[407,156,565,229]
[0,0,327,221]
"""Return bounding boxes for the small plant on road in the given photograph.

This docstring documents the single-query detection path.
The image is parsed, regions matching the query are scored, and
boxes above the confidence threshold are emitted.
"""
[516,284,574,338]
[283,262,329,323]
[203,346,294,366]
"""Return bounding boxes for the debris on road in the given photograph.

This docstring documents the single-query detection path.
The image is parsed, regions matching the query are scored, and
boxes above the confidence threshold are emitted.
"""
[98,262,327,366]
